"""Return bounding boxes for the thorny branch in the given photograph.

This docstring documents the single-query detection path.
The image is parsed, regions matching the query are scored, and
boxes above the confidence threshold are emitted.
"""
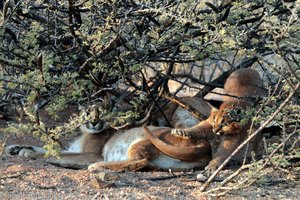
[207,123,299,197]
[200,82,300,192]
[0,2,299,194]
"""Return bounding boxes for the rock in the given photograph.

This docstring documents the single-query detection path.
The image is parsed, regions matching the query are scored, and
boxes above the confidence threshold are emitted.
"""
[90,177,115,189]
[196,173,208,182]
[91,171,119,181]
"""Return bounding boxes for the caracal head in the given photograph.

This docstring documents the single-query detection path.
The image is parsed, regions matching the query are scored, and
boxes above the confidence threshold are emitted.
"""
[212,104,244,136]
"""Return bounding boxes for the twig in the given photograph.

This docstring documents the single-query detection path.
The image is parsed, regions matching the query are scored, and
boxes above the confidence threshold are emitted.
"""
[109,83,165,130]
[218,163,253,186]
[207,126,298,197]
[143,172,198,181]
[0,57,31,69]
[162,94,208,120]
[0,171,27,179]
[196,57,258,98]
[200,82,300,192]
[79,33,123,73]
[171,74,222,87]
[141,71,173,127]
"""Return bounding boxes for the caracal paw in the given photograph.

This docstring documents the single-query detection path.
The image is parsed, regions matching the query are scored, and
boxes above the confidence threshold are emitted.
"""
[204,163,218,177]
[88,162,106,172]
[5,145,29,156]
[5,145,38,158]
[171,129,192,139]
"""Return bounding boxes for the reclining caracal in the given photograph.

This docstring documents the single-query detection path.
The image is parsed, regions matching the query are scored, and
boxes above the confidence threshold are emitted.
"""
[6,117,212,172]
[148,68,267,172]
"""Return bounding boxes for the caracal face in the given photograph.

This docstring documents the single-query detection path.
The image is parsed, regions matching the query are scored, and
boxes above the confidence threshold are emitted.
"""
[212,105,244,136]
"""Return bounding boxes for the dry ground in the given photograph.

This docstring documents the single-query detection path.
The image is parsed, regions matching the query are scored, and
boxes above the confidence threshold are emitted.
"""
[1,149,300,200]
[1,114,300,199]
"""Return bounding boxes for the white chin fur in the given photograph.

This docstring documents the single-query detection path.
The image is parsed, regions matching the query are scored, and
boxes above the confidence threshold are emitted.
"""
[216,132,223,136]
[79,124,101,134]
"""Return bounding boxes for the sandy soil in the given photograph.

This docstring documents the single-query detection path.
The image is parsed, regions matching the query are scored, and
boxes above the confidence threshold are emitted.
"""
[1,113,300,200]
[1,152,300,200]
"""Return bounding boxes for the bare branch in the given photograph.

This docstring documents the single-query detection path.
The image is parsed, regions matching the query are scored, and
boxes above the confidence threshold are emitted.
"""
[200,82,300,192]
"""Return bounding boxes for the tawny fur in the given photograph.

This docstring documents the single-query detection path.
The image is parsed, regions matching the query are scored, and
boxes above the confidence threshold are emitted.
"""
[170,68,266,172]
[143,125,211,162]
[222,68,265,103]
[5,69,264,172]
[6,125,211,171]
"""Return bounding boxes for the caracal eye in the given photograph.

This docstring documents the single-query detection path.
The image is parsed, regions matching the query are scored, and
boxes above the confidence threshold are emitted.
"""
[223,121,229,126]
[86,121,92,129]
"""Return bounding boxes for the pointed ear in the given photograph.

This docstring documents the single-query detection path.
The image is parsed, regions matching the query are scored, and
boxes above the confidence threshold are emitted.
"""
[210,106,219,113]
[208,110,218,123]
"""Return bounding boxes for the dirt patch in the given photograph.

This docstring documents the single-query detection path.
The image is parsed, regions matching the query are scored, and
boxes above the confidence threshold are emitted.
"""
[1,143,300,199]
[1,115,300,199]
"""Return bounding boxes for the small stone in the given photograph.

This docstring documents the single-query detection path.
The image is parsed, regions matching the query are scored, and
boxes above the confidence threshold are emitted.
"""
[196,173,208,182]
[97,172,108,181]
[90,177,115,189]
[91,171,119,181]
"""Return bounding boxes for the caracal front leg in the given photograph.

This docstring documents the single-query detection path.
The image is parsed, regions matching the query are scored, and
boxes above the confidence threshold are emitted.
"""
[88,158,150,172]
[5,144,47,158]
[204,134,244,174]
[171,128,193,139]
[46,153,102,169]
[88,140,156,172]
[6,144,102,169]
[171,109,217,139]
[171,121,214,140]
